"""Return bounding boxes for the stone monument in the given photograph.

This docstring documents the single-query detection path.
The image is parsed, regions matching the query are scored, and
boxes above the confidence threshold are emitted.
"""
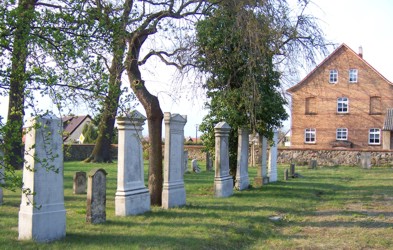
[183,151,189,175]
[73,171,87,194]
[214,122,233,197]
[0,134,3,205]
[235,128,250,190]
[206,152,213,171]
[18,115,66,242]
[254,136,268,187]
[86,168,107,224]
[268,130,278,182]
[115,111,150,216]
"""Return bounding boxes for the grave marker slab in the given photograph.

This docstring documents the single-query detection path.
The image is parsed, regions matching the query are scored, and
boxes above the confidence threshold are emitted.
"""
[115,111,150,216]
[18,115,66,242]
[192,159,201,173]
[0,135,3,205]
[359,152,371,169]
[254,136,268,186]
[86,168,107,224]
[162,113,188,209]
[206,152,213,171]
[214,122,233,197]
[73,171,87,194]
[268,130,278,182]
[235,128,250,190]
[183,151,189,175]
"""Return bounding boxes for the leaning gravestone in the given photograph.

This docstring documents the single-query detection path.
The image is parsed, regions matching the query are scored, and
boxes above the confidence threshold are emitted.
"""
[359,152,371,169]
[192,159,201,173]
[0,135,4,205]
[254,136,268,187]
[268,130,278,182]
[18,115,66,242]
[86,168,107,224]
[115,111,150,216]
[162,113,187,209]
[73,171,87,194]
[214,122,233,197]
[235,128,250,190]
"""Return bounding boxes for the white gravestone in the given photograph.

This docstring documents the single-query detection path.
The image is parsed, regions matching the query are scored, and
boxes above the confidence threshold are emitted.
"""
[162,113,187,209]
[268,130,278,182]
[18,115,66,242]
[214,122,233,197]
[235,128,250,190]
[0,134,4,205]
[115,111,150,216]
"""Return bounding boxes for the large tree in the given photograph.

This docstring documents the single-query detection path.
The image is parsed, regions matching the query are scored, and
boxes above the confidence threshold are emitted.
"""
[196,0,328,175]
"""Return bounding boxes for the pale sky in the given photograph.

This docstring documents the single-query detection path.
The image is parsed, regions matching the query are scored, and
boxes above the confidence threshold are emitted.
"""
[1,0,392,138]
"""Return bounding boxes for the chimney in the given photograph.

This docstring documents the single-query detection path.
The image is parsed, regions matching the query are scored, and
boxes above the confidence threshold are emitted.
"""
[358,46,363,58]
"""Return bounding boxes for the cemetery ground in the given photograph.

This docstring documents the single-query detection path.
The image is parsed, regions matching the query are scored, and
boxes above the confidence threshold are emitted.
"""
[1,163,393,249]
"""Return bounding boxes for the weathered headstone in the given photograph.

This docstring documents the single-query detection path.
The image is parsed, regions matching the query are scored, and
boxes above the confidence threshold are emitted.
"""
[115,111,150,216]
[310,160,317,169]
[162,113,187,209]
[206,152,213,171]
[192,159,201,173]
[235,128,250,190]
[73,171,87,194]
[284,169,289,181]
[254,136,268,187]
[86,168,107,224]
[359,152,371,169]
[290,163,295,177]
[18,115,66,242]
[268,130,278,182]
[183,151,189,175]
[214,122,233,197]
[0,135,4,205]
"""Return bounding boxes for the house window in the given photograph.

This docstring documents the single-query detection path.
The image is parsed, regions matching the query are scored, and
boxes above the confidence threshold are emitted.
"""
[305,97,317,114]
[337,97,349,113]
[369,128,381,145]
[370,96,382,114]
[329,69,338,83]
[336,128,348,140]
[304,128,316,143]
[349,69,358,83]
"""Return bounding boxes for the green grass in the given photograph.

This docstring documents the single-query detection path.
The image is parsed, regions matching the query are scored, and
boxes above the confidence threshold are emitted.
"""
[2,163,393,249]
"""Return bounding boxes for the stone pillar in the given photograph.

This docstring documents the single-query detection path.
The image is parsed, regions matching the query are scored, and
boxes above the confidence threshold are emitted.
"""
[214,122,233,197]
[18,115,66,242]
[290,163,295,177]
[162,113,187,209]
[206,152,213,171]
[86,168,107,224]
[235,128,250,190]
[73,171,87,194]
[254,136,268,187]
[183,151,188,175]
[0,135,4,205]
[115,111,150,216]
[268,130,278,182]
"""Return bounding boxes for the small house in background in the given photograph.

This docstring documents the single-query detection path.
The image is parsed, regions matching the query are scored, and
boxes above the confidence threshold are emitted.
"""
[62,115,92,144]
[287,44,393,149]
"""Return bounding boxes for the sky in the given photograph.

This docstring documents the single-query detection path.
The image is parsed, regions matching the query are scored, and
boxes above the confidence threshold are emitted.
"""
[1,0,393,138]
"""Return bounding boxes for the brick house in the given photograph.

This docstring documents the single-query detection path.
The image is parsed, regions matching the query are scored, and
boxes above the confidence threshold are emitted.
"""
[287,44,393,149]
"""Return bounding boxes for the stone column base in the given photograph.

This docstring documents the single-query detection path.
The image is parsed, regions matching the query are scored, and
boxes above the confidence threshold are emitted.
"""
[162,182,186,209]
[115,188,150,216]
[214,176,233,197]
[235,175,250,191]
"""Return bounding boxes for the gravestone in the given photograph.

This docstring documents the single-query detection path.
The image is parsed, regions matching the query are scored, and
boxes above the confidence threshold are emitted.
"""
[268,130,278,182]
[290,163,295,177]
[86,168,107,224]
[115,111,150,216]
[359,152,371,169]
[254,136,268,187]
[162,113,187,209]
[214,122,233,197]
[183,151,189,175]
[310,160,317,169]
[73,171,87,194]
[284,169,289,181]
[206,152,213,171]
[192,159,201,173]
[0,135,4,205]
[235,128,250,190]
[18,115,66,242]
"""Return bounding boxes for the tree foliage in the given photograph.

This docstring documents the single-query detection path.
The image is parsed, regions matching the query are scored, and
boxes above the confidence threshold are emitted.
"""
[196,0,328,175]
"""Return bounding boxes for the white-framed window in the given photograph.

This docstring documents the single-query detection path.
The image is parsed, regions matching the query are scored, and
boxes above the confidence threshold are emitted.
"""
[349,69,358,83]
[337,97,349,113]
[336,128,348,140]
[369,128,381,145]
[329,69,338,83]
[304,128,316,143]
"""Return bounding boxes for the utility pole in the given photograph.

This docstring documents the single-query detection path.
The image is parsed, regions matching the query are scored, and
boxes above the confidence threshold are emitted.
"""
[195,124,199,144]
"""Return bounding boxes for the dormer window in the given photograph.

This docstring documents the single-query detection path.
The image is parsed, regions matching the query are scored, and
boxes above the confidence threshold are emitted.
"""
[349,69,358,83]
[329,69,338,83]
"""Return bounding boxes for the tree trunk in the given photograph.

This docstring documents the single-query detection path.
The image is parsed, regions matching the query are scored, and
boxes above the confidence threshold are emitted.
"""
[4,0,36,170]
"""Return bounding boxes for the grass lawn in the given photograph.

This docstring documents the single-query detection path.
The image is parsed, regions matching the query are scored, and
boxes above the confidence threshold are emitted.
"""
[1,162,393,249]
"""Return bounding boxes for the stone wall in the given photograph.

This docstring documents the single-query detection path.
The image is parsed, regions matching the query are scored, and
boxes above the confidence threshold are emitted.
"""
[278,147,393,167]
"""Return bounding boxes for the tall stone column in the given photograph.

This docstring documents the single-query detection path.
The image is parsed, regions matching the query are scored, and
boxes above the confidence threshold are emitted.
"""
[162,113,187,209]
[18,115,66,242]
[268,130,278,182]
[214,122,233,197]
[115,111,150,216]
[254,135,268,187]
[235,128,250,190]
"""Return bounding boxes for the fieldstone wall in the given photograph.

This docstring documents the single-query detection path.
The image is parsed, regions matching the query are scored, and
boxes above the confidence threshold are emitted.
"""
[64,144,118,161]
[278,147,393,167]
